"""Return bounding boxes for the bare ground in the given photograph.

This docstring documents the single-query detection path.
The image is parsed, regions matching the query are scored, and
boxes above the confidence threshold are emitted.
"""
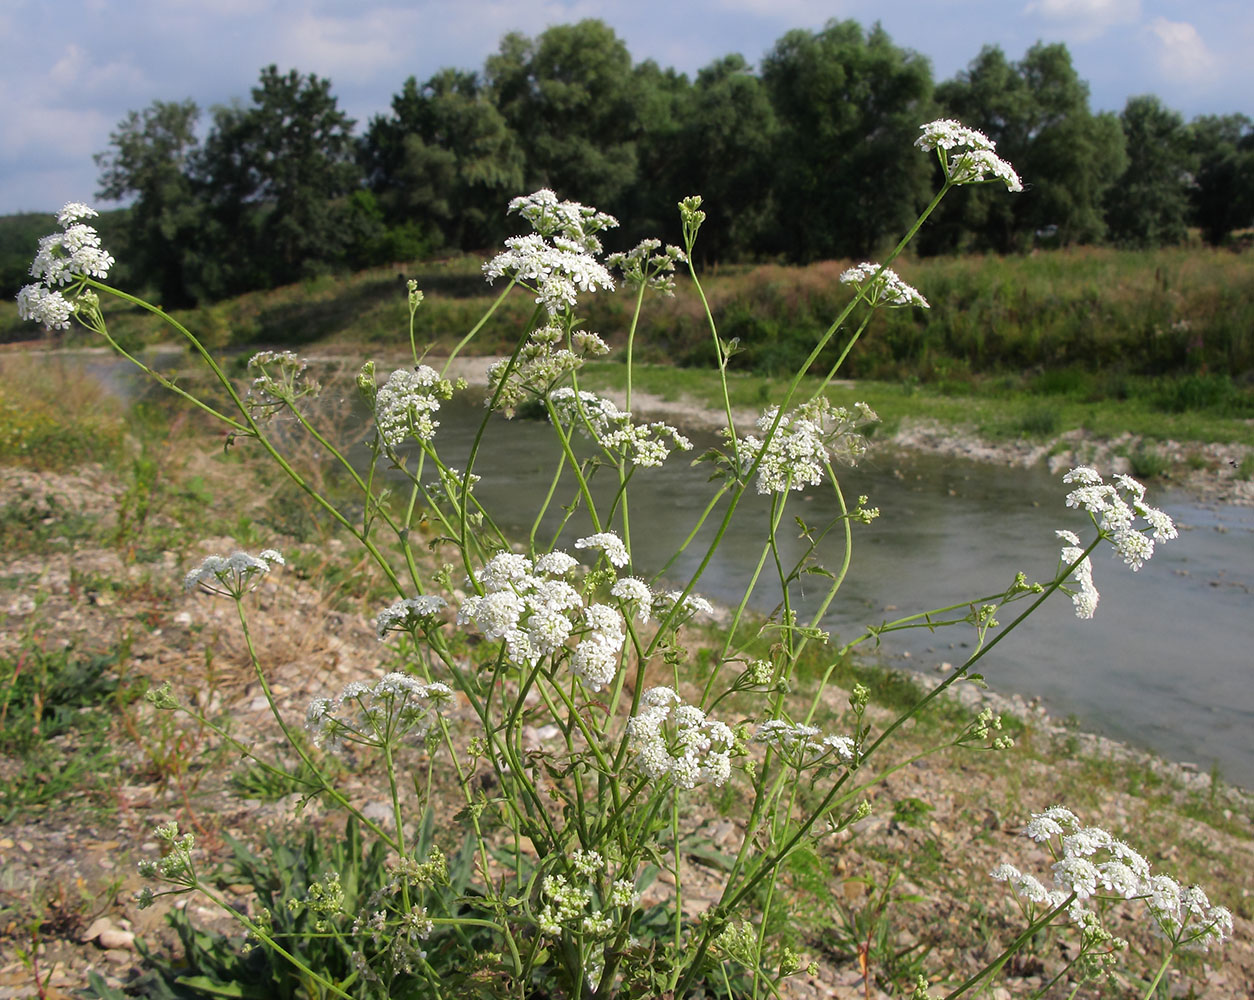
[0,358,1251,997]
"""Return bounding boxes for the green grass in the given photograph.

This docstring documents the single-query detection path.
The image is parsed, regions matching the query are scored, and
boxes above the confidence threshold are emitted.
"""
[579,361,1254,450]
[0,645,138,822]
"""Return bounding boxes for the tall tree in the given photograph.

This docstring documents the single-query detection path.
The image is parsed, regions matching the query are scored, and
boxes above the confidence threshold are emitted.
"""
[929,43,1125,252]
[94,99,201,307]
[1105,96,1193,247]
[486,20,640,216]
[618,58,691,245]
[761,20,934,261]
[193,66,362,292]
[1189,113,1254,245]
[362,69,524,252]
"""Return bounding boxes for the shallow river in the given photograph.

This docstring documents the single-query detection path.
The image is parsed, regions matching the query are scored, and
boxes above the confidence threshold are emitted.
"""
[69,350,1254,786]
[422,396,1254,787]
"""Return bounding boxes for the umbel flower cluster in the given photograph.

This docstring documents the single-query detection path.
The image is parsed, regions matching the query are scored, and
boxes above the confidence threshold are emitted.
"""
[183,548,285,599]
[915,119,1024,192]
[1056,466,1179,618]
[738,398,879,494]
[625,687,737,789]
[305,673,454,755]
[453,538,715,691]
[550,388,693,469]
[483,188,618,315]
[993,806,1232,954]
[373,365,456,447]
[455,547,625,689]
[16,202,115,329]
[839,262,929,308]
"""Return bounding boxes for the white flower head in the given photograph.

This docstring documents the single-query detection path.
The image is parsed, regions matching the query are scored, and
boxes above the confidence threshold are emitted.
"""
[550,388,691,468]
[184,548,284,599]
[1060,468,1176,581]
[305,674,452,752]
[575,531,629,568]
[484,233,614,315]
[507,188,619,255]
[375,365,454,447]
[840,262,929,308]
[626,689,735,789]
[916,119,1022,192]
[739,398,878,494]
[375,595,448,639]
[916,119,995,152]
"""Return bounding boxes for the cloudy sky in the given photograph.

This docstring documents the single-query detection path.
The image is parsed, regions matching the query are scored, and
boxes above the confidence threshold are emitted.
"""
[1,0,1249,215]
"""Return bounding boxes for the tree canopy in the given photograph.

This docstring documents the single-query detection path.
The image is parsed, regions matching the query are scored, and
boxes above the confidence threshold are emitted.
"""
[82,19,1254,307]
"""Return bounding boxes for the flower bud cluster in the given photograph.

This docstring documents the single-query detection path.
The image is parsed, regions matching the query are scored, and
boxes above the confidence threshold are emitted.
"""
[606,239,687,296]
[305,673,454,754]
[17,202,116,329]
[246,350,320,419]
[625,687,736,789]
[738,399,878,494]
[183,548,284,599]
[550,388,693,469]
[374,365,455,447]
[135,821,198,907]
[993,806,1232,953]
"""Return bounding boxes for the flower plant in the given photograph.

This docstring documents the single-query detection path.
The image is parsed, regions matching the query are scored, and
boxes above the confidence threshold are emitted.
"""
[18,122,1229,998]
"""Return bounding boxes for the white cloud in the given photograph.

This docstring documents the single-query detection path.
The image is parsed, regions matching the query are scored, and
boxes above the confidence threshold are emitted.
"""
[270,9,416,83]
[1146,17,1216,85]
[47,43,149,100]
[1023,0,1141,43]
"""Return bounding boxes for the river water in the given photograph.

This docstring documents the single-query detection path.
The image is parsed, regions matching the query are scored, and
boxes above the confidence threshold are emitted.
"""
[52,350,1254,786]
[421,396,1254,787]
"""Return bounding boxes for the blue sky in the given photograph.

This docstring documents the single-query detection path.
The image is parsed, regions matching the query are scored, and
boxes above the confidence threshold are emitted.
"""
[1,0,1250,215]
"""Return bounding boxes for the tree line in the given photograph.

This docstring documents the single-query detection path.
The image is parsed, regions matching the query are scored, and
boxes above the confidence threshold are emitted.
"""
[89,18,1254,308]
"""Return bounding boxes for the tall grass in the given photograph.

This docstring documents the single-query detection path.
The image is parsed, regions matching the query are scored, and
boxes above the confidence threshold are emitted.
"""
[5,246,1252,387]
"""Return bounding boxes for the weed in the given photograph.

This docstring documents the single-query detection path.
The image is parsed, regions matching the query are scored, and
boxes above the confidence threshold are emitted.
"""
[1129,445,1170,480]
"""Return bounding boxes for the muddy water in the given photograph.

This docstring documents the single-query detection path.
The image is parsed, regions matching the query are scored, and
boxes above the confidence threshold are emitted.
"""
[424,397,1254,786]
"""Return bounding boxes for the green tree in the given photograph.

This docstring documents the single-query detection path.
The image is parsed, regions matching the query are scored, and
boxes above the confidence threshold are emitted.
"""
[486,20,640,215]
[192,66,363,294]
[1189,113,1254,245]
[761,20,934,262]
[94,99,202,307]
[1105,96,1193,247]
[617,58,692,246]
[362,69,524,253]
[669,55,778,260]
[929,43,1125,252]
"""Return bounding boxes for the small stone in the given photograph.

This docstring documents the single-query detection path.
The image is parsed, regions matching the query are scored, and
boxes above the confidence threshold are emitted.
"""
[99,927,136,951]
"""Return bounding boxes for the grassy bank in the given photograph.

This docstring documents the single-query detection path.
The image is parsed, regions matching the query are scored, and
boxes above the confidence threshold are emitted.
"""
[579,361,1254,454]
[5,245,1254,384]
